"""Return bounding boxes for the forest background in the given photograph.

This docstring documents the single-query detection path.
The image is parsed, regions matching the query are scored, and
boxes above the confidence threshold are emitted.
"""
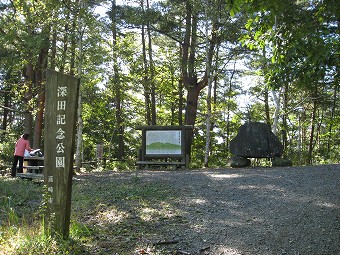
[0,0,339,170]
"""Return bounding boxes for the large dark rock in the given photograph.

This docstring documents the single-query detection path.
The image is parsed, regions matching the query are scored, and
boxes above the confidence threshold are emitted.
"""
[230,122,283,158]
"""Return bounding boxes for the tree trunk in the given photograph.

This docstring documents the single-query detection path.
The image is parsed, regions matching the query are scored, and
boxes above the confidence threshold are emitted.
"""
[75,0,85,172]
[225,61,236,155]
[69,15,77,76]
[170,68,177,125]
[182,0,208,155]
[141,19,151,125]
[271,89,281,135]
[1,92,9,134]
[307,97,317,164]
[50,27,57,70]
[112,0,124,160]
[204,4,218,167]
[23,64,34,135]
[184,85,201,155]
[146,0,156,125]
[178,78,183,125]
[60,12,70,74]
[264,87,271,125]
[1,71,11,135]
[327,71,339,156]
[140,0,152,125]
[33,44,49,149]
[204,71,212,167]
[75,93,83,171]
[262,48,271,126]
[281,82,289,156]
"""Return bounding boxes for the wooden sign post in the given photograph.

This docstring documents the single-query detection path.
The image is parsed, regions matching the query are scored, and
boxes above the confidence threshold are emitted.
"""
[44,70,79,238]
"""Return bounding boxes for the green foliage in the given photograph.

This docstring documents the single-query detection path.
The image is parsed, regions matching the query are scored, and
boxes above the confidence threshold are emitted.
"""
[0,175,165,254]
[0,0,339,169]
[226,0,243,17]
[0,178,41,253]
[70,221,92,241]
[0,139,16,166]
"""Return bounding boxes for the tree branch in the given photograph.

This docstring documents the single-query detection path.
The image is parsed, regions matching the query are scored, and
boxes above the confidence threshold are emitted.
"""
[0,105,26,113]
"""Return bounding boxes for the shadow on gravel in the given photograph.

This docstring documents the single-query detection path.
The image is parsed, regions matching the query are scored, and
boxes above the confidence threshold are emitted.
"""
[73,164,340,255]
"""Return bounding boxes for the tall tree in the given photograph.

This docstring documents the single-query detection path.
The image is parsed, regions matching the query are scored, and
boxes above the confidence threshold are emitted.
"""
[204,0,221,167]
[109,0,125,160]
[0,0,59,147]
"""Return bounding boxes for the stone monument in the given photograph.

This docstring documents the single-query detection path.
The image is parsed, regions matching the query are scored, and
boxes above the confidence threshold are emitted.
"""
[229,122,286,167]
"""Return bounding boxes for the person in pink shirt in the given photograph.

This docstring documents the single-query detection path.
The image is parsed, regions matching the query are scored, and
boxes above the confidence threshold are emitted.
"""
[11,133,33,177]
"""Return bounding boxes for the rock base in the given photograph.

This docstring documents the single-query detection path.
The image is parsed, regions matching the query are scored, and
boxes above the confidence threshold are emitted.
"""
[229,156,251,168]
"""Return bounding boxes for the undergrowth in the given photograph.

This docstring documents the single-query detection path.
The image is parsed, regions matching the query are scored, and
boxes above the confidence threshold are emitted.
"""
[0,172,179,254]
[0,177,94,254]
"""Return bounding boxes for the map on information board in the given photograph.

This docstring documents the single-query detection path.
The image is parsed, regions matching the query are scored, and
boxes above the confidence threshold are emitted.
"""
[146,130,182,155]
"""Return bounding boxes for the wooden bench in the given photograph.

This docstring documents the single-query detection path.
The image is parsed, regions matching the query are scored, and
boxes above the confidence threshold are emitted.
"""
[136,160,186,170]
[81,161,97,170]
[23,166,44,174]
[16,172,43,180]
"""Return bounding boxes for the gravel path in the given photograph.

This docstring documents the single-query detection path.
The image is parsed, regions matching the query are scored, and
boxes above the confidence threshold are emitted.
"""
[76,164,339,254]
[132,164,340,255]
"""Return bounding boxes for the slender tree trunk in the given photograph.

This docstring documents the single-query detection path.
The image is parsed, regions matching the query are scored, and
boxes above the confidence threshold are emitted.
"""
[75,93,83,170]
[327,75,339,156]
[204,1,218,167]
[50,27,57,70]
[271,89,281,135]
[308,98,317,164]
[281,82,289,156]
[316,109,323,154]
[170,67,176,125]
[261,47,271,126]
[60,13,70,74]
[2,92,9,133]
[178,78,183,125]
[264,87,271,125]
[75,0,85,172]
[297,108,302,161]
[115,58,125,158]
[111,0,124,160]
[69,16,77,76]
[226,61,236,155]
[141,14,151,125]
[204,57,212,166]
[1,71,11,134]
[146,0,156,125]
[23,64,34,135]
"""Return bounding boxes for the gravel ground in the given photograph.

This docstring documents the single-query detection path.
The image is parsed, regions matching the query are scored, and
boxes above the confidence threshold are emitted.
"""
[77,164,339,255]
[132,164,340,255]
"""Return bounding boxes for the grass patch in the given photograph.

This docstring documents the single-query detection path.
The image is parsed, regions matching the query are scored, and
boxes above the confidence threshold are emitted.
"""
[0,173,182,254]
[71,174,182,254]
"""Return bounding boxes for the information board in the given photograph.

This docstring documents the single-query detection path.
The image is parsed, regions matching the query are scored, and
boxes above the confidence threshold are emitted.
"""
[146,130,182,155]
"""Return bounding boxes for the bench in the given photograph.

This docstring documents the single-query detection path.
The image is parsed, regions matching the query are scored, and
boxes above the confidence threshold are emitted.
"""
[81,161,97,170]
[16,172,43,180]
[23,166,44,174]
[136,160,186,170]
